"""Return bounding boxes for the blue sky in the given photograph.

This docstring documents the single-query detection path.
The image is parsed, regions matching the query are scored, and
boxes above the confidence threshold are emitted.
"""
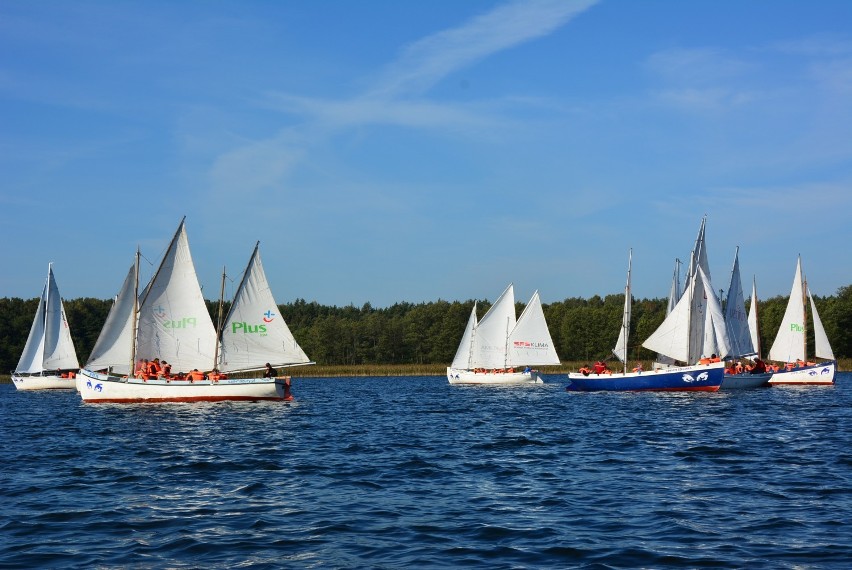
[2,0,851,308]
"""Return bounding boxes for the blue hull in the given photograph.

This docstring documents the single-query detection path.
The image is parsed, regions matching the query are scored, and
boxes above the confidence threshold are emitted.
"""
[565,364,724,392]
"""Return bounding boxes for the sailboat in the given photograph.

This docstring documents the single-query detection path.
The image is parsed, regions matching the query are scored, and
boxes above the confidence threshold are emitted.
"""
[11,264,80,390]
[447,284,560,384]
[77,219,313,403]
[566,223,726,392]
[766,257,836,385]
[719,248,771,389]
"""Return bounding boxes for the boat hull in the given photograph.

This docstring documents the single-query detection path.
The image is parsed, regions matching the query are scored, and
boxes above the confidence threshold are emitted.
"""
[447,367,543,385]
[76,369,294,403]
[565,363,724,392]
[767,361,836,385]
[720,372,773,390]
[11,374,77,391]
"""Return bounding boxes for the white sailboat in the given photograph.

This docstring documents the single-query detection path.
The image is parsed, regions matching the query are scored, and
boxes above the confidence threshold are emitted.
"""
[77,220,313,403]
[447,284,560,384]
[11,264,80,390]
[720,248,771,389]
[767,257,836,385]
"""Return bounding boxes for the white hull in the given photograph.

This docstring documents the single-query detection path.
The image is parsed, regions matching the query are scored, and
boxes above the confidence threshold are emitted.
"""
[447,367,543,385]
[77,369,294,403]
[11,374,77,391]
[767,361,836,386]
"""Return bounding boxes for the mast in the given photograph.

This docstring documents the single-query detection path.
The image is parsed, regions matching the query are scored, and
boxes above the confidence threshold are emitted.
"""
[129,247,140,377]
[624,250,631,374]
[801,256,808,361]
[504,315,510,369]
[467,303,477,370]
[213,265,226,370]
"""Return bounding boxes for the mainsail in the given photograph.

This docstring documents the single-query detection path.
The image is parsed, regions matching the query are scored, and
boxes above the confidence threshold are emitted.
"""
[135,220,218,372]
[218,243,311,372]
[613,250,632,367]
[724,248,755,358]
[470,284,517,369]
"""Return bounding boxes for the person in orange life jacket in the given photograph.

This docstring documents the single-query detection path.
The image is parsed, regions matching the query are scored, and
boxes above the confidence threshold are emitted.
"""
[209,368,223,381]
[161,361,171,379]
[578,365,591,376]
[264,363,276,378]
[147,358,162,378]
[136,359,149,379]
[188,369,204,381]
[710,354,721,363]
[632,362,643,373]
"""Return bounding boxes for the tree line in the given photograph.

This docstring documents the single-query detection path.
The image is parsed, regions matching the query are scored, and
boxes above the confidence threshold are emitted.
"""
[2,285,851,373]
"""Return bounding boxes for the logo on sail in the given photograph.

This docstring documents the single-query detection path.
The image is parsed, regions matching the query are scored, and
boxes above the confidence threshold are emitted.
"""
[231,322,268,336]
[163,317,198,329]
[263,310,276,323]
[513,340,549,349]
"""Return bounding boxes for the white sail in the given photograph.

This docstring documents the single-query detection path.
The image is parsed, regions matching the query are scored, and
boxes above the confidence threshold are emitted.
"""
[450,303,477,370]
[507,291,560,366]
[470,284,517,369]
[747,277,760,358]
[15,284,47,374]
[86,263,137,375]
[724,249,754,358]
[655,259,681,367]
[613,250,632,364]
[768,258,806,363]
[136,220,217,373]
[16,265,79,373]
[809,290,834,360]
[219,243,311,372]
[643,269,696,364]
[700,266,730,360]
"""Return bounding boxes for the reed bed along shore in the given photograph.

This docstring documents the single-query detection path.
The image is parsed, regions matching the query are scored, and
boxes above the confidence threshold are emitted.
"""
[3,359,849,383]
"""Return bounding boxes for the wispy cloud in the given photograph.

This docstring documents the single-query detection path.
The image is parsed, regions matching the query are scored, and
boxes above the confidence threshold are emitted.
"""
[370,0,598,98]
[209,0,600,195]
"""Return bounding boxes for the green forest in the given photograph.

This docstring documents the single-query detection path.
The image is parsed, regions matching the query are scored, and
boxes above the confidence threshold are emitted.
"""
[2,285,852,373]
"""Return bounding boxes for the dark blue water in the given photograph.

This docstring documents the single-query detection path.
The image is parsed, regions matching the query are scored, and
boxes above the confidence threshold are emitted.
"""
[1,374,850,569]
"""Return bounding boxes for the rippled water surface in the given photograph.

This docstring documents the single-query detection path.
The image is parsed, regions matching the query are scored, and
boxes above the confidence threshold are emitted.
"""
[2,374,851,568]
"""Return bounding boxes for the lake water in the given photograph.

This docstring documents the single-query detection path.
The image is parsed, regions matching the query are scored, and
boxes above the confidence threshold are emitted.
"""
[1,374,850,568]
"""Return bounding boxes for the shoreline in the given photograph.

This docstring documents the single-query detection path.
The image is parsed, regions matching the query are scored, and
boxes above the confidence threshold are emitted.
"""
[3,359,849,383]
